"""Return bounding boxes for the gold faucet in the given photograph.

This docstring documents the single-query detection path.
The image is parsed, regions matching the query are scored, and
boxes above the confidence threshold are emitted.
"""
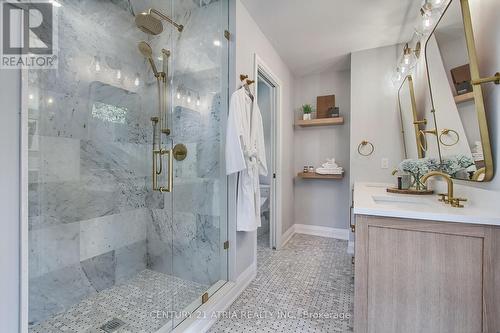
[420,171,467,208]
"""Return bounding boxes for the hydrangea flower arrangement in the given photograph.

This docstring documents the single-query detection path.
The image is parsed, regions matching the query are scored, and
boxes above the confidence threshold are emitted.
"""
[397,155,475,189]
[398,158,440,190]
[441,154,475,177]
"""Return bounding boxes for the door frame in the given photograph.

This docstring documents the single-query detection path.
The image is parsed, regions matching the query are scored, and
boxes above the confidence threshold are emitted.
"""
[253,53,283,250]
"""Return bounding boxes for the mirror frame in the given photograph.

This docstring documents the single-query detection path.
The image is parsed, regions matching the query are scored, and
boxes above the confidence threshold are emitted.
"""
[398,75,424,159]
[424,0,493,182]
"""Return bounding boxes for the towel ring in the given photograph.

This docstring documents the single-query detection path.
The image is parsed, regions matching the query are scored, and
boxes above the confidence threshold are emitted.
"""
[439,129,460,147]
[418,129,437,152]
[418,130,428,152]
[358,140,374,156]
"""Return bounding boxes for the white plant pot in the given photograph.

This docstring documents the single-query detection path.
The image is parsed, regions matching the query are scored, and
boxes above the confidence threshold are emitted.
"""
[303,114,311,120]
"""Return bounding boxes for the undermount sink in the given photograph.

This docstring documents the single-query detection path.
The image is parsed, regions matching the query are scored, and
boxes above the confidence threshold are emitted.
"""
[364,183,391,188]
[371,195,432,205]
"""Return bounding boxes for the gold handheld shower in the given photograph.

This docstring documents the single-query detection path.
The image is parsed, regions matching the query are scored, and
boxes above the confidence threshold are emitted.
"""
[138,41,160,77]
[135,10,180,194]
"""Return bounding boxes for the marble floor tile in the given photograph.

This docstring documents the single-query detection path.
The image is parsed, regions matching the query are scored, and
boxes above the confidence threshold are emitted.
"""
[208,234,354,333]
[29,269,208,333]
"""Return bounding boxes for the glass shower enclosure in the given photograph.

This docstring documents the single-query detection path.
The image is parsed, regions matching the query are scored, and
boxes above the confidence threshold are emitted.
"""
[26,0,229,332]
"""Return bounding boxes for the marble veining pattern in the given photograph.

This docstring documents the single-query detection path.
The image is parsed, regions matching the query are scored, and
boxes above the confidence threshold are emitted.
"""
[209,234,354,333]
[28,0,228,327]
[29,269,208,333]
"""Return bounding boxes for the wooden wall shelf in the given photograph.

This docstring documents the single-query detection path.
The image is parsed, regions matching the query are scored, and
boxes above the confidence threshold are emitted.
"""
[454,92,474,104]
[295,117,344,127]
[297,172,344,180]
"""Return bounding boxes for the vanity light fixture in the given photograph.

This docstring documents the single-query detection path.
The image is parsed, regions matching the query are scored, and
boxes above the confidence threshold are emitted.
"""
[419,0,444,34]
[401,43,417,69]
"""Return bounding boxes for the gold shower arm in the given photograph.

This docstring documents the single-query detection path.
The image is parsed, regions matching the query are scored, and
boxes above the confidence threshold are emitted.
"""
[149,8,184,32]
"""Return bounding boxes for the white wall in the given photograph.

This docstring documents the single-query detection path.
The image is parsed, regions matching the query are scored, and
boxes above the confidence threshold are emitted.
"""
[0,68,21,332]
[350,45,404,186]
[294,69,351,229]
[233,0,295,276]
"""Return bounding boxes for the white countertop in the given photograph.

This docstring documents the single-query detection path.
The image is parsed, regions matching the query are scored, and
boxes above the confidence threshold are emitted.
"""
[353,182,500,226]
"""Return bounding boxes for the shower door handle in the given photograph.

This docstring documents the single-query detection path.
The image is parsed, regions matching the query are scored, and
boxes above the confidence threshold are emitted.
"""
[153,148,173,193]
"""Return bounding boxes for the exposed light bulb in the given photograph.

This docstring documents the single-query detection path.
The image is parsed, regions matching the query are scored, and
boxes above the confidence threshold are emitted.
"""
[392,69,403,85]
[196,94,201,106]
[431,0,444,7]
[47,97,53,104]
[134,74,140,86]
[116,70,122,80]
[187,92,192,104]
[404,56,410,65]
[213,40,221,47]
[424,16,432,28]
[176,87,182,99]
[95,59,101,72]
[50,0,62,7]
[29,94,34,100]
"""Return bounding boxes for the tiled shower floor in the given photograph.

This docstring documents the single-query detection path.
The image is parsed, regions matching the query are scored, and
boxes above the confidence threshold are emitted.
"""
[29,269,208,333]
[209,234,354,333]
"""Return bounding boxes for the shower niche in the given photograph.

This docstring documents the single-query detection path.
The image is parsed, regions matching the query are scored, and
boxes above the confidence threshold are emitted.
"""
[26,0,229,332]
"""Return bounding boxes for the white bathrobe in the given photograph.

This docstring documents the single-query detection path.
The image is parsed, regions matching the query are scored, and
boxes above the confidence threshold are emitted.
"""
[226,88,267,232]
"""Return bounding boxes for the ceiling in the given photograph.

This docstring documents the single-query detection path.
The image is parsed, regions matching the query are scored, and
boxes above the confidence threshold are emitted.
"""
[241,0,422,75]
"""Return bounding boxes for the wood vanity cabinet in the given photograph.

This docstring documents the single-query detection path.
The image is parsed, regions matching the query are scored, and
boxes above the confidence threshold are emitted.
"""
[354,215,500,333]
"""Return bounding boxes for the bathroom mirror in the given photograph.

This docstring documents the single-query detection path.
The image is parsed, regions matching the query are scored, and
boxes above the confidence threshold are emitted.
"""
[425,0,493,181]
[398,75,424,159]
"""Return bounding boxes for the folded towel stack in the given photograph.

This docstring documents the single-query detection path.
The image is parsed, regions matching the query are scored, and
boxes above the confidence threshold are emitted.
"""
[315,158,344,175]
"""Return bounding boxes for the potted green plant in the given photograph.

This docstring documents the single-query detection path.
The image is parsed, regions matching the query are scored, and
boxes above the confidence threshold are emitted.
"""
[302,104,313,120]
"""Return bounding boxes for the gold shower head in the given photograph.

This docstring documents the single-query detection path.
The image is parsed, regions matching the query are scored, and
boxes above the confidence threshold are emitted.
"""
[135,12,163,35]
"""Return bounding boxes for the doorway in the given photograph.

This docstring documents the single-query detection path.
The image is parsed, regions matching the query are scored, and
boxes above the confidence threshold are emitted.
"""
[255,60,280,250]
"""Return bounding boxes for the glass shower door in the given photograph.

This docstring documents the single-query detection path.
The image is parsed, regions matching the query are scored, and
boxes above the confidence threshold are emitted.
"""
[169,0,230,322]
[25,0,229,331]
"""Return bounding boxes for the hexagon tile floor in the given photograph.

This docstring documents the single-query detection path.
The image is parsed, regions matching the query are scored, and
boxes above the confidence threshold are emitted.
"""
[208,234,354,333]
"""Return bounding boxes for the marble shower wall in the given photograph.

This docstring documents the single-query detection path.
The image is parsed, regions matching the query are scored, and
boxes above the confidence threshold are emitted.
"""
[27,0,165,325]
[28,0,228,326]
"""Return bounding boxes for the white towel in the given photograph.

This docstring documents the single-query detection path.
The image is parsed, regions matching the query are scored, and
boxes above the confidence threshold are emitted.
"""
[316,167,343,175]
[322,158,339,169]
